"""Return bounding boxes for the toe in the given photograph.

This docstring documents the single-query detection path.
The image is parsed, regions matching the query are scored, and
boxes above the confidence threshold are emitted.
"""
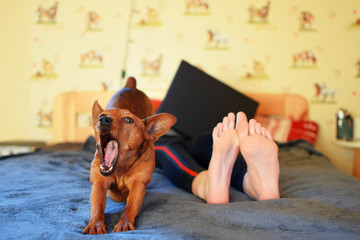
[235,112,249,139]
[228,112,235,129]
[255,123,262,135]
[212,125,220,141]
[223,116,230,131]
[261,127,266,137]
[249,119,257,135]
[265,130,273,140]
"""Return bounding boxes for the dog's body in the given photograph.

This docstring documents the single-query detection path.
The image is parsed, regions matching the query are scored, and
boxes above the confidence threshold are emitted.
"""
[84,77,176,234]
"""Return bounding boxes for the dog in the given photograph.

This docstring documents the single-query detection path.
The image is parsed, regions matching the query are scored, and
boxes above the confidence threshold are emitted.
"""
[83,77,177,234]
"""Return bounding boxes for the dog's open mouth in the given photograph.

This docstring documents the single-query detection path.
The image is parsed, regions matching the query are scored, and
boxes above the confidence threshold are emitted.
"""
[100,136,119,176]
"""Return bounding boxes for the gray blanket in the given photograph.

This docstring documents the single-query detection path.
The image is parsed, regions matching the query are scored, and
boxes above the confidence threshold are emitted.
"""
[1,140,360,239]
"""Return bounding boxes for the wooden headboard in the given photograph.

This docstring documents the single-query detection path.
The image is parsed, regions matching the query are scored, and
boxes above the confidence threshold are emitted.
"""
[52,91,308,143]
[52,91,115,143]
[246,92,308,121]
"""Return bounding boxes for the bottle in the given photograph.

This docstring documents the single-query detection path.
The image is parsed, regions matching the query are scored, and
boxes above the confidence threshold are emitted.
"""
[336,109,353,140]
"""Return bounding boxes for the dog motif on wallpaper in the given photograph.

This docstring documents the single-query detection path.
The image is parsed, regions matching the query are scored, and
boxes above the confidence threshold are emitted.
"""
[241,60,269,80]
[248,1,271,24]
[37,99,53,128]
[36,1,58,24]
[185,0,210,15]
[32,59,58,79]
[86,12,102,31]
[79,50,104,68]
[205,30,229,50]
[292,50,317,69]
[313,83,337,104]
[356,58,360,77]
[137,7,162,26]
[299,11,316,31]
[37,109,53,128]
[141,54,162,76]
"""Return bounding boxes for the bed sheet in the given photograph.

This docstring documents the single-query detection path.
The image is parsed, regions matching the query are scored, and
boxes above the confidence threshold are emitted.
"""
[0,140,359,240]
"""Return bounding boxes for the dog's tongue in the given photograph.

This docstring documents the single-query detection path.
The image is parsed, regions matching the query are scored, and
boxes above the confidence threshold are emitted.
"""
[104,140,118,167]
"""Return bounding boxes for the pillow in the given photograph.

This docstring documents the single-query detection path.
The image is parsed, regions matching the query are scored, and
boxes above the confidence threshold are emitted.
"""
[254,115,319,145]
[157,60,259,138]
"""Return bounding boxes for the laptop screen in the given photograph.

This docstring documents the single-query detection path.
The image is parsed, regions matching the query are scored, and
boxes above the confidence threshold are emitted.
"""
[157,60,259,138]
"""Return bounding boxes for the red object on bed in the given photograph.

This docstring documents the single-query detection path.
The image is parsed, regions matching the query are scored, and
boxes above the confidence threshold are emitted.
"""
[287,120,319,145]
[255,116,319,145]
[151,99,162,113]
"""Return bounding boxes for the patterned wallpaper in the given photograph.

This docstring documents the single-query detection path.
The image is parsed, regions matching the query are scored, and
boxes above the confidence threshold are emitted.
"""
[28,0,360,172]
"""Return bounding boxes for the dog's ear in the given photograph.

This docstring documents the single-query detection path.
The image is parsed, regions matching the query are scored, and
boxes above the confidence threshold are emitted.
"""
[143,113,177,141]
[92,100,104,127]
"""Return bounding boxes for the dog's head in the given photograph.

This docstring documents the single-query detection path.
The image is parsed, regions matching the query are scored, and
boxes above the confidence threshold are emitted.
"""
[92,100,177,176]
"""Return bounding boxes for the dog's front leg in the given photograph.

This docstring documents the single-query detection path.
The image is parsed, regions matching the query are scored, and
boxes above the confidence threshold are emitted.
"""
[113,180,146,232]
[83,181,109,234]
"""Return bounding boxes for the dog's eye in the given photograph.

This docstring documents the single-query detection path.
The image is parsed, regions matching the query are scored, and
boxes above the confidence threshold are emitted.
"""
[123,116,134,124]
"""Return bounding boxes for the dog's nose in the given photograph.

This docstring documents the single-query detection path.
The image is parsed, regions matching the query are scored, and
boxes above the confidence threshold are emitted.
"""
[99,116,112,128]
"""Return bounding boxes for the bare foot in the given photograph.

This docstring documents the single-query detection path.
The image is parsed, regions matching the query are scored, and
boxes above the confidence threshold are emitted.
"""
[235,112,280,200]
[192,113,240,204]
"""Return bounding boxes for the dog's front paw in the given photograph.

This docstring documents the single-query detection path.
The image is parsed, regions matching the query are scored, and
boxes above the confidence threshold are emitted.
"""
[83,219,107,235]
[113,220,135,232]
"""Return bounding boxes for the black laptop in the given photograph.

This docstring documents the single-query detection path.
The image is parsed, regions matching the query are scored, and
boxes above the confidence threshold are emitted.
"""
[157,60,259,138]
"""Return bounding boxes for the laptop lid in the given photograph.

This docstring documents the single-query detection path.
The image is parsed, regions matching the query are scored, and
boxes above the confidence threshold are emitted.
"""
[157,60,259,138]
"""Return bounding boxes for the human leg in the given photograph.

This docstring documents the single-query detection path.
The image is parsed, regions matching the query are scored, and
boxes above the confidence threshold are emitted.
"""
[154,136,205,193]
[156,112,279,202]
[191,113,241,204]
[235,112,280,200]
[191,111,280,203]
[188,129,247,194]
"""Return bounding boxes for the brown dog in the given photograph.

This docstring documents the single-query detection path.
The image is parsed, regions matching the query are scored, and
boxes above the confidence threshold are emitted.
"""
[83,77,176,234]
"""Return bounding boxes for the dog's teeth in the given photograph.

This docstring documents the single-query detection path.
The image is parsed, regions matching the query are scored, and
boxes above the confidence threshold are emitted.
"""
[100,164,113,173]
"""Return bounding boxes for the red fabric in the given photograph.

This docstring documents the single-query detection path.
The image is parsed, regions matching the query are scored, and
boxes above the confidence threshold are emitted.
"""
[287,121,319,145]
[255,115,319,145]
[151,99,162,113]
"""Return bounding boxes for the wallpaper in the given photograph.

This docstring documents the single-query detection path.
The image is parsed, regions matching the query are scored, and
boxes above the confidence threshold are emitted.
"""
[21,0,360,172]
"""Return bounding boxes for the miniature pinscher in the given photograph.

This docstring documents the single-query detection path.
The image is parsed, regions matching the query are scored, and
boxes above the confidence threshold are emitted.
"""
[83,77,176,234]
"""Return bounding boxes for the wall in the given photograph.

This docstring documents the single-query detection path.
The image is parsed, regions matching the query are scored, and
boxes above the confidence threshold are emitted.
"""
[0,1,32,140]
[0,0,359,175]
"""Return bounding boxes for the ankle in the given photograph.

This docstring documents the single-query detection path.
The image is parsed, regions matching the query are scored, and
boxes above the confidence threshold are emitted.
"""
[206,186,230,204]
[242,173,280,200]
[191,171,208,201]
[242,173,258,199]
[257,189,280,200]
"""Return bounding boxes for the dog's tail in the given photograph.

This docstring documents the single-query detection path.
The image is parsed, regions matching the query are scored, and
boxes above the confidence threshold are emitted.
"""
[125,76,137,89]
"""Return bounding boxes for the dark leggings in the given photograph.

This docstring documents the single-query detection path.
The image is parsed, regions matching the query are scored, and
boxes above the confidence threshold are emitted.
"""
[154,133,248,193]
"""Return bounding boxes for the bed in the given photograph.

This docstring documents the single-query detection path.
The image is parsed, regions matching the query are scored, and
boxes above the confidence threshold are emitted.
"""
[1,90,360,240]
